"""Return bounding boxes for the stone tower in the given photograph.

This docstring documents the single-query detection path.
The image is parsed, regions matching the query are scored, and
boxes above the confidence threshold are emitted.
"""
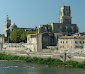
[59,6,71,24]
[4,15,11,42]
[4,15,11,37]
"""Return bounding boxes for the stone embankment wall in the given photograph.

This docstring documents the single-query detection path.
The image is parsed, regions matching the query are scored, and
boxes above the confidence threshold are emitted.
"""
[1,48,85,62]
[0,36,4,50]
[1,43,85,62]
[28,52,85,62]
[2,43,37,53]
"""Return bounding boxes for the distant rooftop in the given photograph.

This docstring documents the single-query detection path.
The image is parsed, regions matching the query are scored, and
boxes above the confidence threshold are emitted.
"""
[59,36,85,39]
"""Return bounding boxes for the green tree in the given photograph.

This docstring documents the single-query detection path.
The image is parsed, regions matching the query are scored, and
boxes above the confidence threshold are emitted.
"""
[26,31,36,35]
[20,31,27,42]
[10,29,37,43]
[10,29,24,43]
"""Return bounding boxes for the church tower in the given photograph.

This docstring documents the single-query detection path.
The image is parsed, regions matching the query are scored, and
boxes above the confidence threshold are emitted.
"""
[4,15,11,42]
[59,6,72,24]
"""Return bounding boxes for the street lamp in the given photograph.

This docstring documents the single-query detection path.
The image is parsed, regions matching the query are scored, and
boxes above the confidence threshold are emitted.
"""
[64,50,68,62]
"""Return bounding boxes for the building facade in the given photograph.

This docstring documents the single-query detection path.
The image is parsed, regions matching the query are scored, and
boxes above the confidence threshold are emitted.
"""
[38,6,78,35]
[59,6,71,24]
[0,34,4,50]
[58,36,85,53]
[37,5,79,49]
[2,5,80,52]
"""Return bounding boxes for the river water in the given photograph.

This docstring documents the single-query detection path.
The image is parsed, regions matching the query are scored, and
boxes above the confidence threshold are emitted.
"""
[0,61,85,74]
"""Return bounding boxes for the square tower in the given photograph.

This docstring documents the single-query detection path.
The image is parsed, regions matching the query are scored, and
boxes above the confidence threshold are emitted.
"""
[59,6,72,24]
[4,16,11,38]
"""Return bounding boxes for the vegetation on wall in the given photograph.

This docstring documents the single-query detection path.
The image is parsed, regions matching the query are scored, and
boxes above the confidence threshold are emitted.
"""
[26,31,36,35]
[10,29,36,43]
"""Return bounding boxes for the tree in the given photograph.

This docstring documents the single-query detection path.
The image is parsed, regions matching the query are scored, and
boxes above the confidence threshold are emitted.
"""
[10,29,37,43]
[26,31,36,35]
[10,29,24,43]
[20,31,27,42]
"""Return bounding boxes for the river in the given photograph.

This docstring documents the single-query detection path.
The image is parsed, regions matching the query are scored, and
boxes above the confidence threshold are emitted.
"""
[0,61,85,74]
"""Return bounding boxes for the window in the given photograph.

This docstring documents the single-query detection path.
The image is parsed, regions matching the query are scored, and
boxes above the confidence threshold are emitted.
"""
[80,41,82,44]
[60,46,62,48]
[83,41,84,43]
[70,41,72,44]
[75,41,78,44]
[66,41,68,43]
[60,46,64,48]
[71,46,72,48]
[75,46,83,49]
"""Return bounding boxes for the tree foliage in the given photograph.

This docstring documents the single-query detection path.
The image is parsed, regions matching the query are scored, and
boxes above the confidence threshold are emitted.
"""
[26,31,36,35]
[10,29,24,43]
[10,29,37,43]
[20,31,27,42]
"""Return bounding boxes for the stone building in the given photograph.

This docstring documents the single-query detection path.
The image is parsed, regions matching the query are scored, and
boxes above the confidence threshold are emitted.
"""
[27,34,38,52]
[37,33,55,49]
[58,36,85,53]
[73,32,85,37]
[37,5,79,49]
[2,5,79,52]
[59,6,71,24]
[4,16,36,43]
[38,6,78,35]
[27,33,55,51]
[0,34,4,50]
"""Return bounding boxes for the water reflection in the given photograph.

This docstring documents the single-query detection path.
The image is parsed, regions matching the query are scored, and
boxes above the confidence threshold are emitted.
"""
[0,61,85,74]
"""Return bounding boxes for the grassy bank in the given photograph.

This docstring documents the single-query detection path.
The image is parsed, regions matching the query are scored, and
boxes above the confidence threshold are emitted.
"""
[0,53,85,68]
[0,53,63,64]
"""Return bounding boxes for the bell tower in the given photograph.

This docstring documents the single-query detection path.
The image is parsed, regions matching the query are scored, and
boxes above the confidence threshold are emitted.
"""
[59,6,72,24]
[4,15,11,38]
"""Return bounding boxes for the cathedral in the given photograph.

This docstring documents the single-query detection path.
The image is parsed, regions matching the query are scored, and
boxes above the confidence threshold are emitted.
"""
[38,6,78,35]
[37,6,79,48]
[4,16,36,42]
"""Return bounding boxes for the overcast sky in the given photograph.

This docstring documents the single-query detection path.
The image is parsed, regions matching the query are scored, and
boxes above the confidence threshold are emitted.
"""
[0,0,85,34]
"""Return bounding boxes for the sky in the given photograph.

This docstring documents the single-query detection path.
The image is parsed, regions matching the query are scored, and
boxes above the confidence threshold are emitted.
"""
[0,0,85,34]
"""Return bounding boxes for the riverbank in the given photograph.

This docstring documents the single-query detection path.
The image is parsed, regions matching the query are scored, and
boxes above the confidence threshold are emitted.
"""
[0,53,85,68]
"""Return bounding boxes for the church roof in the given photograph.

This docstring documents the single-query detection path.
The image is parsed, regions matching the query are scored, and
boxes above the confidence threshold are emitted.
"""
[10,23,17,29]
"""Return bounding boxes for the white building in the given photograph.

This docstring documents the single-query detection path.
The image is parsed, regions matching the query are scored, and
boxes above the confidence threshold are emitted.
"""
[58,36,85,53]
